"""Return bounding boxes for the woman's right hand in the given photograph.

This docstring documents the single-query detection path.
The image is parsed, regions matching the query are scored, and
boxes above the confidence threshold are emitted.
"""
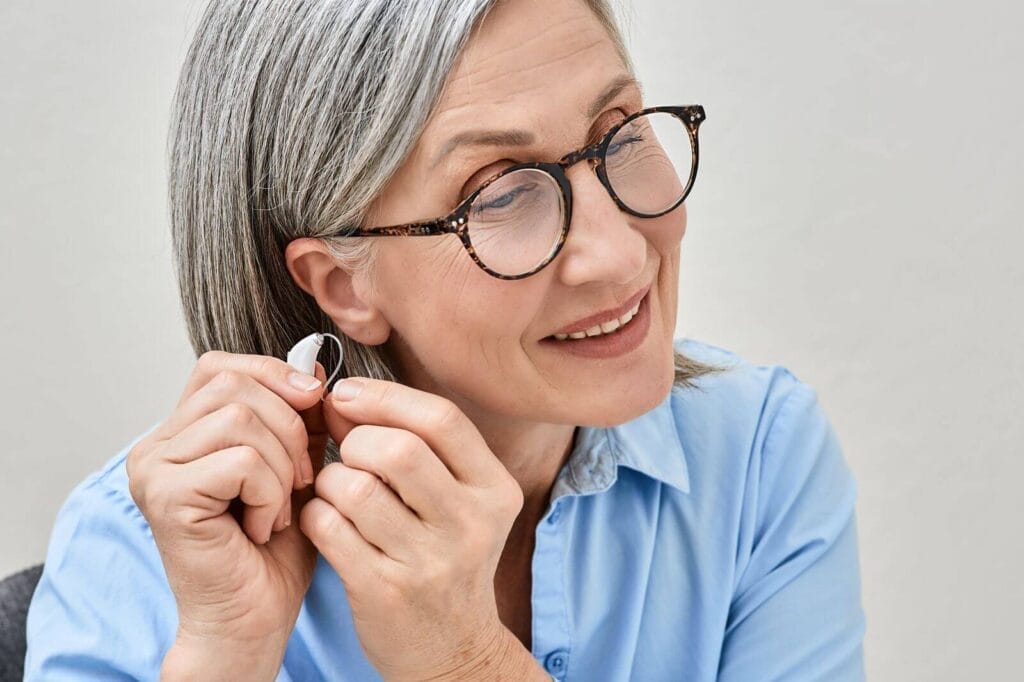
[125,350,330,679]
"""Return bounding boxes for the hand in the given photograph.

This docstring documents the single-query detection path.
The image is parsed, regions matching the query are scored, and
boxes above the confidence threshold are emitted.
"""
[299,378,528,681]
[125,351,331,678]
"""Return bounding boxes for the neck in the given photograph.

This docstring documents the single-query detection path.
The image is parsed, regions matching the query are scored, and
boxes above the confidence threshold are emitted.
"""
[469,409,577,516]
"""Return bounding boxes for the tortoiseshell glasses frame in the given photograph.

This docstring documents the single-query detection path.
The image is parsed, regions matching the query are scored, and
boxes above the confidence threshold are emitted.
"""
[334,104,706,280]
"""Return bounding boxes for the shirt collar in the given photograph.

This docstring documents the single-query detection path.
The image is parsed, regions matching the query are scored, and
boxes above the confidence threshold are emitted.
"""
[551,388,691,501]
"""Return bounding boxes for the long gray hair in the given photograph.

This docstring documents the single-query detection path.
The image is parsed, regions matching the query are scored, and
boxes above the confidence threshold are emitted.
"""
[167,0,727,433]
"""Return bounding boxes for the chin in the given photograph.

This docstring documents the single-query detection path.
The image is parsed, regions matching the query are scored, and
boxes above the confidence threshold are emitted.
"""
[569,356,676,428]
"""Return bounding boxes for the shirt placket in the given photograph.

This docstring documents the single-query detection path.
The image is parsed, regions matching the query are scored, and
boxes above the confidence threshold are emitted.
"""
[529,429,618,681]
[531,493,573,680]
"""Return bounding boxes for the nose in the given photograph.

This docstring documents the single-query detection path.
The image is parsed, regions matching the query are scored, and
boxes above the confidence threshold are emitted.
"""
[554,162,647,287]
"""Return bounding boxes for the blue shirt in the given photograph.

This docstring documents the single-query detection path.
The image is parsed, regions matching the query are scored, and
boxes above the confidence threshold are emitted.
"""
[25,338,866,680]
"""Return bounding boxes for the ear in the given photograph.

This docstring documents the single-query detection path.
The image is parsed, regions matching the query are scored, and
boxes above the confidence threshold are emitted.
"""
[284,237,391,345]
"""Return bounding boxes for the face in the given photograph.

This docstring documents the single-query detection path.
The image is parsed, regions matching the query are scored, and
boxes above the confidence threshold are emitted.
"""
[356,0,686,428]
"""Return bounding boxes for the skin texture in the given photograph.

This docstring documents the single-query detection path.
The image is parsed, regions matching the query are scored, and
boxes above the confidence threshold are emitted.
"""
[129,1,689,678]
[284,0,687,664]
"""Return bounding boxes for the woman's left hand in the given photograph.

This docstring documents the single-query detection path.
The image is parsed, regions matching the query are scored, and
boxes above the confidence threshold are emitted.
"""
[299,377,529,681]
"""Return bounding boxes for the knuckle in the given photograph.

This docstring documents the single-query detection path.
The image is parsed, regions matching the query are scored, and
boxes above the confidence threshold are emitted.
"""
[211,369,246,394]
[387,436,421,477]
[221,402,257,430]
[197,349,223,369]
[144,481,177,518]
[236,444,263,470]
[254,355,281,379]
[315,462,343,497]
[346,471,381,504]
[125,445,150,507]
[302,501,341,539]
[125,439,146,477]
[433,399,464,433]
[500,484,525,517]
[375,381,397,408]
[391,430,423,460]
[338,424,375,462]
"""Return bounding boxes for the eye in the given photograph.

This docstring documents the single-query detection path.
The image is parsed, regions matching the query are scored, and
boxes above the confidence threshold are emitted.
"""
[460,163,514,202]
[606,133,644,156]
[471,180,539,216]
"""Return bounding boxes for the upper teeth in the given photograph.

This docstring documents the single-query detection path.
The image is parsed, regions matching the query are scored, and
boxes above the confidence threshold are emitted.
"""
[552,300,642,340]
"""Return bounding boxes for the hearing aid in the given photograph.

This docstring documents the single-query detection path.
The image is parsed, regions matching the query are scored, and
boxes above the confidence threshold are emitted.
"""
[286,332,345,400]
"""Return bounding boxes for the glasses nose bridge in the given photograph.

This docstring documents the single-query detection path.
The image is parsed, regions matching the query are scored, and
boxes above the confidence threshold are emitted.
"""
[557,140,605,173]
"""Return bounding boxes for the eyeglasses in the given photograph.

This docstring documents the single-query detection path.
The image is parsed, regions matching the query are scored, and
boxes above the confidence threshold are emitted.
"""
[335,104,706,280]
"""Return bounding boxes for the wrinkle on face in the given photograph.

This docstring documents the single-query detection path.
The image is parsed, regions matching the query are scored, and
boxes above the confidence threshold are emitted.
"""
[359,0,680,481]
[423,18,622,182]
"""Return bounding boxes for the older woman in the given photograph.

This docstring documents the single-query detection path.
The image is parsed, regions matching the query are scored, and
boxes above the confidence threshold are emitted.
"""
[24,0,865,680]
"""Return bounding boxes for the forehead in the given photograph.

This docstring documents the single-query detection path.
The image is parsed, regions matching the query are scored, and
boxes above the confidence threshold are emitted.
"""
[419,0,628,157]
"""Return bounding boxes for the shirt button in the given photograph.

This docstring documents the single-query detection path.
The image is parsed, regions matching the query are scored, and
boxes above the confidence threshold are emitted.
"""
[546,504,562,525]
[544,648,569,676]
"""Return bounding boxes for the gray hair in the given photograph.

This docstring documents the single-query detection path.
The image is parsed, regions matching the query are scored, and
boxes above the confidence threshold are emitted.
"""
[167,0,728,445]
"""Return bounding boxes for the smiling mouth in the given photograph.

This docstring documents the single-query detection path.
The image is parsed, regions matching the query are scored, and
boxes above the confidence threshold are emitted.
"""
[548,297,643,340]
[544,283,651,341]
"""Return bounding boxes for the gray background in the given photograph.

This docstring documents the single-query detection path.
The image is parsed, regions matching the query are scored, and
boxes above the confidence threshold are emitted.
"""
[2,1,1021,679]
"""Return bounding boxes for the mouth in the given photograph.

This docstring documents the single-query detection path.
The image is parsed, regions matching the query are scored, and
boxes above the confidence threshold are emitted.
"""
[546,282,651,339]
[539,284,653,359]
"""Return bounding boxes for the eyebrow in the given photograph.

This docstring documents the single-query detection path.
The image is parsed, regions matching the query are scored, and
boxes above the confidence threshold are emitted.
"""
[429,73,643,170]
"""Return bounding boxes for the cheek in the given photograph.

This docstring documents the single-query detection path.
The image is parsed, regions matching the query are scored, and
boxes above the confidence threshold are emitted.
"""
[645,203,687,252]
[375,237,537,340]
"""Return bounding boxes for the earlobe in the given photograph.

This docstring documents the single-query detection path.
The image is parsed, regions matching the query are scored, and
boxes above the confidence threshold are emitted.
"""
[284,237,392,346]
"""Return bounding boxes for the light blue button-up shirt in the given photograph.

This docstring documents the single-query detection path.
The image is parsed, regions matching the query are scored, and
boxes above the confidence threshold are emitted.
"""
[24,338,866,680]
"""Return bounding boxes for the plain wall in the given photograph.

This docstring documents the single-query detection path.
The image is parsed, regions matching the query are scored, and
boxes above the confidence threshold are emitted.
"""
[1,1,1021,679]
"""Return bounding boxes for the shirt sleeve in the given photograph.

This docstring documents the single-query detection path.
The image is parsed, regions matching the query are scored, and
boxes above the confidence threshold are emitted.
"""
[717,380,866,681]
[24,463,179,680]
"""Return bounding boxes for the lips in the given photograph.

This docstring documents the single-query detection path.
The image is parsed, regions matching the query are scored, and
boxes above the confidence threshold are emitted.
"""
[548,283,652,338]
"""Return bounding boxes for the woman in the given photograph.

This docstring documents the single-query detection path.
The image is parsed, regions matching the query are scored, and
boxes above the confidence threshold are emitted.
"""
[25,0,866,679]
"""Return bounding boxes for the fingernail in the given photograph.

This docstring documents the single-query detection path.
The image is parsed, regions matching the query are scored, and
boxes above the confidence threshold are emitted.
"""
[332,378,364,401]
[283,498,292,527]
[288,371,322,391]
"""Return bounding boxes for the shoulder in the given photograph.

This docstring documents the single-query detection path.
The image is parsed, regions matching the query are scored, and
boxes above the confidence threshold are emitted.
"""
[668,336,856,514]
[670,335,820,441]
[670,340,865,675]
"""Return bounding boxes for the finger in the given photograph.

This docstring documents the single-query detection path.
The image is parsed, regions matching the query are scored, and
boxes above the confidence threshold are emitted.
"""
[298,361,329,482]
[160,370,314,491]
[168,350,325,426]
[337,424,461,526]
[322,384,360,462]
[184,445,286,544]
[314,461,423,564]
[328,378,500,486]
[299,496,390,591]
[157,404,294,527]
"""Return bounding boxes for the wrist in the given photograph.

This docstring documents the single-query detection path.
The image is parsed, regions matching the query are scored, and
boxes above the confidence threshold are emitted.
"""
[161,630,288,682]
[427,624,550,682]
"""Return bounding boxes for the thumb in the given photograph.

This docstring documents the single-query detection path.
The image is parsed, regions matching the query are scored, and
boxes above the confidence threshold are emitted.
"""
[323,383,359,463]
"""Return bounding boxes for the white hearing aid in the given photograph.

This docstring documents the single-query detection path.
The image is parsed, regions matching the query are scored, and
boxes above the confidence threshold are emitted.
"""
[286,332,345,399]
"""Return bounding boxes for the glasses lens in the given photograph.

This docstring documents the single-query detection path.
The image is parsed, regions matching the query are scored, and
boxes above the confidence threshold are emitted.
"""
[604,111,694,216]
[466,168,565,277]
